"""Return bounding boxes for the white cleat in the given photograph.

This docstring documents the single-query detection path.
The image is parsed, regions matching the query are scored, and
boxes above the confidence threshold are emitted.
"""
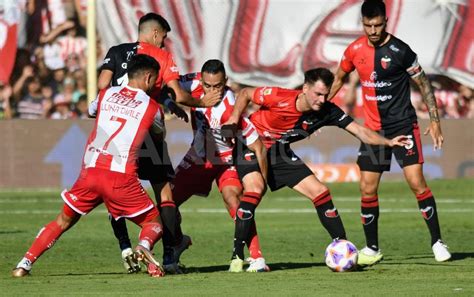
[432,240,451,262]
[246,257,270,272]
[122,248,141,273]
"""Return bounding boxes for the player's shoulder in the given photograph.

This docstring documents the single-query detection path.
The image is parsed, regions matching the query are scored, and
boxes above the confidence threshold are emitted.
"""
[346,36,367,52]
[138,42,173,60]
[110,42,138,53]
[386,35,412,53]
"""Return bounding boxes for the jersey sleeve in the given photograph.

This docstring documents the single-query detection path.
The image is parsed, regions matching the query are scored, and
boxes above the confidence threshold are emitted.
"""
[339,45,355,73]
[251,87,279,108]
[150,108,165,134]
[403,46,422,78]
[162,54,180,85]
[100,46,118,72]
[236,117,259,146]
[323,102,354,129]
[88,88,108,117]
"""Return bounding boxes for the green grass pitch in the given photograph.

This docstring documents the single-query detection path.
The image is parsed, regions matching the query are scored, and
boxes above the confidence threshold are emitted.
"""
[1,179,473,296]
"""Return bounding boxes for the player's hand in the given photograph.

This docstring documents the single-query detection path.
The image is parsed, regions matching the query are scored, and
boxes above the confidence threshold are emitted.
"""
[424,121,444,150]
[167,100,189,122]
[388,135,410,147]
[200,89,221,107]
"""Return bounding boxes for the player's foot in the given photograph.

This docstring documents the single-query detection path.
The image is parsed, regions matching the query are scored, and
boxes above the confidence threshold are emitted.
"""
[229,256,244,273]
[432,240,451,262]
[12,268,30,277]
[357,246,384,267]
[12,257,32,277]
[246,257,270,272]
[122,247,141,273]
[163,235,192,274]
[134,245,165,278]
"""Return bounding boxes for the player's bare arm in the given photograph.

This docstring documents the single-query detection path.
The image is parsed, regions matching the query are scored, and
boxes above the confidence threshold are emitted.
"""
[344,121,409,147]
[247,138,268,182]
[411,71,444,150]
[167,80,219,108]
[228,87,258,125]
[328,67,349,100]
[98,69,114,90]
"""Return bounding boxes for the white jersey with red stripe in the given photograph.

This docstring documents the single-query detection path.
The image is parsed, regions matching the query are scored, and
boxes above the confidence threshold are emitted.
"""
[85,85,164,174]
[179,72,258,162]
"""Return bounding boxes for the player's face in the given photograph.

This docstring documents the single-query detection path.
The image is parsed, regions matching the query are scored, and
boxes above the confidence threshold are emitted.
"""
[362,16,387,45]
[201,72,227,98]
[303,80,329,111]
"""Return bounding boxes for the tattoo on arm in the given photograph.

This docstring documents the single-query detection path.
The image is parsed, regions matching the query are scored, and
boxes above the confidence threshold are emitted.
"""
[413,71,440,122]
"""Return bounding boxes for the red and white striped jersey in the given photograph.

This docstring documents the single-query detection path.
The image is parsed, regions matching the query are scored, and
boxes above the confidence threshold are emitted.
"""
[179,72,259,162]
[85,85,164,174]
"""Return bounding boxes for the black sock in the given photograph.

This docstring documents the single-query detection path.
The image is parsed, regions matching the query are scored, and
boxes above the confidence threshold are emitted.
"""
[312,191,346,240]
[110,216,132,251]
[417,189,441,246]
[361,196,380,250]
[233,192,261,260]
[160,201,178,247]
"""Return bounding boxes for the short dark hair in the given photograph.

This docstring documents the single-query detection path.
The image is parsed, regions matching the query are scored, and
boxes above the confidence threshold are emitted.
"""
[361,0,386,18]
[127,54,160,79]
[139,13,171,32]
[201,59,226,76]
[304,68,334,88]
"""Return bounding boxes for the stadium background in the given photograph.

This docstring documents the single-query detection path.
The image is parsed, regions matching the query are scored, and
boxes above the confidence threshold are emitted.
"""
[0,0,473,188]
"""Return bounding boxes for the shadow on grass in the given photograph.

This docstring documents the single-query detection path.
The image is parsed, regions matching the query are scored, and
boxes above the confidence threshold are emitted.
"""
[186,262,326,273]
[0,230,25,235]
[450,252,474,261]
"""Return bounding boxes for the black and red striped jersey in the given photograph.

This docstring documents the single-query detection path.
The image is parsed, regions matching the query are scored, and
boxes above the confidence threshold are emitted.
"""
[340,35,419,131]
[250,87,354,148]
[100,41,180,99]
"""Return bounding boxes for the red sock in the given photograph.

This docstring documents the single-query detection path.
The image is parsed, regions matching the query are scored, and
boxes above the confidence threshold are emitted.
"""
[25,221,64,263]
[248,222,263,259]
[138,222,163,250]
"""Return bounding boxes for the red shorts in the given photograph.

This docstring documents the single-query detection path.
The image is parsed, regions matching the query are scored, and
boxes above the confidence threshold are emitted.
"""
[171,151,242,206]
[62,168,157,220]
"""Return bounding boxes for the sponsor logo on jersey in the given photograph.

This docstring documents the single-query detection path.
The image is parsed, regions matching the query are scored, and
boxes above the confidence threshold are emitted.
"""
[106,92,143,108]
[364,94,393,102]
[381,56,391,69]
[325,208,339,218]
[420,206,434,220]
[370,71,378,81]
[103,58,110,65]
[277,102,289,107]
[361,80,392,88]
[121,62,127,69]
[361,213,375,225]
[353,43,362,51]
[389,44,400,52]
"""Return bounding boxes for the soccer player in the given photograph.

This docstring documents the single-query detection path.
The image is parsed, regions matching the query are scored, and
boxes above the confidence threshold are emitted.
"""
[224,67,409,272]
[97,13,219,273]
[329,0,451,266]
[165,59,269,273]
[12,55,167,278]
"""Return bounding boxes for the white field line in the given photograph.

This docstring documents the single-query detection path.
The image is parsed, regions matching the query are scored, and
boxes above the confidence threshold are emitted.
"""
[0,197,472,204]
[0,208,472,215]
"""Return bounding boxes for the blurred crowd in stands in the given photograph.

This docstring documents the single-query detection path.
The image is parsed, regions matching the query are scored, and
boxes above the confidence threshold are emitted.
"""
[0,0,472,120]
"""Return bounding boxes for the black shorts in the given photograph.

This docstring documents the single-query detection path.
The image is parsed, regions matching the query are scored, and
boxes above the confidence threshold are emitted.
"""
[137,138,175,183]
[357,122,424,172]
[235,143,313,192]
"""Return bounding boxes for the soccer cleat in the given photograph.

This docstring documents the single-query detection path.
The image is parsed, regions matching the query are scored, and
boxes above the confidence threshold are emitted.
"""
[357,246,384,267]
[163,235,192,274]
[229,256,244,273]
[134,245,165,278]
[246,257,270,272]
[12,267,30,277]
[122,247,141,273]
[432,240,451,262]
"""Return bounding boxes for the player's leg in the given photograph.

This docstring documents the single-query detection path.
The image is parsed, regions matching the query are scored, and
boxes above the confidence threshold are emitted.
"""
[219,170,269,272]
[292,175,347,240]
[13,204,81,277]
[395,122,450,262]
[403,164,450,261]
[356,140,391,267]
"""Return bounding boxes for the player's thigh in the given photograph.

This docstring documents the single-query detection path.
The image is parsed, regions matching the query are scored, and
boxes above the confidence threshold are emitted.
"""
[61,168,103,216]
[292,174,328,200]
[359,170,383,197]
[106,173,156,220]
[357,141,392,172]
[392,123,424,169]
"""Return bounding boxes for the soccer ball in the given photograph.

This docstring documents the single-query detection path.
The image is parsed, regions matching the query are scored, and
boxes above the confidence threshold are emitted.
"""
[324,239,358,272]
